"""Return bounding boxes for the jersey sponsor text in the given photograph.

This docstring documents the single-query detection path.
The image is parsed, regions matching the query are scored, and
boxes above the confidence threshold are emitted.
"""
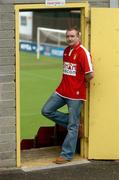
[63,62,76,76]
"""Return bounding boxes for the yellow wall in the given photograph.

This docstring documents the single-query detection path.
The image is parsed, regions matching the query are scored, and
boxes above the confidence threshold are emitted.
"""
[89,8,119,159]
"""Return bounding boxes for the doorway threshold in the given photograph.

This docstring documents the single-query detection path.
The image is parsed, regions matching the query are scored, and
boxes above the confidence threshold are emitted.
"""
[21,146,90,171]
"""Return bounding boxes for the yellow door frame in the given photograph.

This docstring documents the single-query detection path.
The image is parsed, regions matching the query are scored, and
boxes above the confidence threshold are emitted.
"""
[15,2,89,167]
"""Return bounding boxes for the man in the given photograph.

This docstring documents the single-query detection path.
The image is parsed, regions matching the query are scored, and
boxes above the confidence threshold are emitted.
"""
[41,27,94,164]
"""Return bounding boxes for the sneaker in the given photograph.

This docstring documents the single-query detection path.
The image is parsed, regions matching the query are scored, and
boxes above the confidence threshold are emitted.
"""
[53,156,70,164]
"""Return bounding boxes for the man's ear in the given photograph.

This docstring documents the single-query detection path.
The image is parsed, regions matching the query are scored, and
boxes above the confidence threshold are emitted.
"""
[79,32,81,37]
[78,32,81,42]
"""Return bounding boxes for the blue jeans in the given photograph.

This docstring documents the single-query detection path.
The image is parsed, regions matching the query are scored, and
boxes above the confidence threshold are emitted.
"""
[41,92,83,160]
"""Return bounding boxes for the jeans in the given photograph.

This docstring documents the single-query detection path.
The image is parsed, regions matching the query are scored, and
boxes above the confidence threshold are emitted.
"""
[41,92,83,160]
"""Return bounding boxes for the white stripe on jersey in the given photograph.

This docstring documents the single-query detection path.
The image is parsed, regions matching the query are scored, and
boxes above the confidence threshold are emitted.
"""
[80,45,93,72]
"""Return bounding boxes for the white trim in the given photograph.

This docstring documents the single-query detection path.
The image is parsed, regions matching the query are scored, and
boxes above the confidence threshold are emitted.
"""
[80,45,93,72]
[55,91,86,101]
[85,70,93,74]
[68,48,74,56]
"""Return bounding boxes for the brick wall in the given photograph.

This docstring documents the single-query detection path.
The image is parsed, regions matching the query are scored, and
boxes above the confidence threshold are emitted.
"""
[0,4,16,167]
[89,0,110,7]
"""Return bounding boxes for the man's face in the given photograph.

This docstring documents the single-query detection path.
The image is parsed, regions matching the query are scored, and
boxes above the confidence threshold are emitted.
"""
[66,30,80,47]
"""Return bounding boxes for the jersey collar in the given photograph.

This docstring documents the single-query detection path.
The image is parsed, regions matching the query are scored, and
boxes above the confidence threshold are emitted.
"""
[69,42,81,49]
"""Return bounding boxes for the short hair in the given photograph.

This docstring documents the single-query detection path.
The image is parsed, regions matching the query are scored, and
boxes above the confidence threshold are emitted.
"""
[66,26,80,37]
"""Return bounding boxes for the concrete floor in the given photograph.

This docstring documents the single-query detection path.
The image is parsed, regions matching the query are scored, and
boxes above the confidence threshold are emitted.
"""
[21,146,86,169]
[0,160,119,180]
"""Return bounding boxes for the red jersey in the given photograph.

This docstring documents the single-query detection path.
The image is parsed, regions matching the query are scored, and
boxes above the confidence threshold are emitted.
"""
[56,43,93,100]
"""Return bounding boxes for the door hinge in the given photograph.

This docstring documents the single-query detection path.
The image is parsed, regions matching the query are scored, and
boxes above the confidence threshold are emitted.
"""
[85,17,90,24]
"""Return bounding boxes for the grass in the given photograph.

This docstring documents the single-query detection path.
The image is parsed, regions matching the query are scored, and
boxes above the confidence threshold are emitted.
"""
[20,51,67,139]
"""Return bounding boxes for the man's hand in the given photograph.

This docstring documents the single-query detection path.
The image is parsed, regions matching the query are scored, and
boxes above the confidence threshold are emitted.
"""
[85,72,94,82]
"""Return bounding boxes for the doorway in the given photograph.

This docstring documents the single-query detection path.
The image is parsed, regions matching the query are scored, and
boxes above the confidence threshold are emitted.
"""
[15,2,89,168]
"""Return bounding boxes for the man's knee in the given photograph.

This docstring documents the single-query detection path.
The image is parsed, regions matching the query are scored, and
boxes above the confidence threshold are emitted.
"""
[41,106,50,117]
[41,106,46,116]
